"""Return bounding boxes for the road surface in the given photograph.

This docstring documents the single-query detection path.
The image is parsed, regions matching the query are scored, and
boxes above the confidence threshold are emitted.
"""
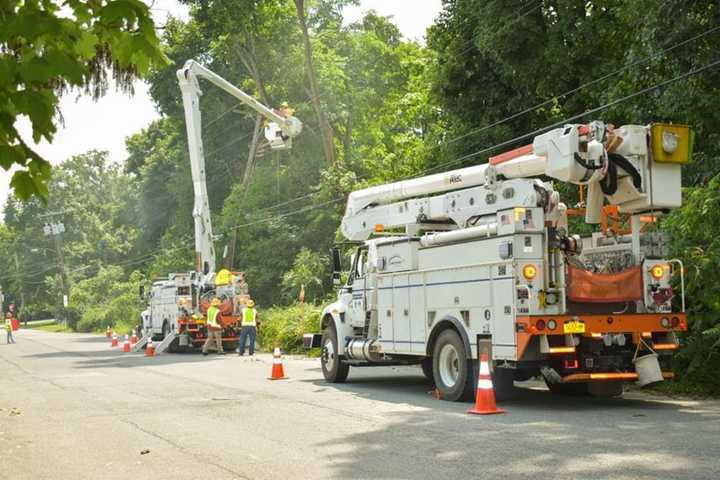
[1,329,718,480]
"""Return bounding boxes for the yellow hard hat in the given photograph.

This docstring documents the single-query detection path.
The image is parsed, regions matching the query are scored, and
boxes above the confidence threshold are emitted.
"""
[247,299,255,308]
[211,297,221,306]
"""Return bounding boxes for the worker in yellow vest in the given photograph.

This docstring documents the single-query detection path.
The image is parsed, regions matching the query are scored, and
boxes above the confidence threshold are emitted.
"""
[238,299,259,356]
[5,316,15,344]
[202,298,225,356]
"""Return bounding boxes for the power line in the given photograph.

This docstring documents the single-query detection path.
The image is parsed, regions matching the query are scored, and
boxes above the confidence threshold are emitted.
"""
[427,57,720,173]
[441,24,720,149]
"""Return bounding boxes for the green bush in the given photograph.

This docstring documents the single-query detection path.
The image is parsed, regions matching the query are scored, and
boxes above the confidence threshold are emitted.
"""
[258,303,322,354]
[69,267,144,334]
[663,175,720,395]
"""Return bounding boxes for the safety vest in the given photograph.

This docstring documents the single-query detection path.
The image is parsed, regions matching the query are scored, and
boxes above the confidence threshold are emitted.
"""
[5,321,11,332]
[207,306,220,327]
[241,307,256,327]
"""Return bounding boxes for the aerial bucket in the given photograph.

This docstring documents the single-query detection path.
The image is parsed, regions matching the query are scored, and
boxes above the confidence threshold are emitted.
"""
[633,353,663,387]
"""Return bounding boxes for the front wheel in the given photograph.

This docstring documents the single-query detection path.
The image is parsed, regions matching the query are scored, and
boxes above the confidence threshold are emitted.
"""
[432,329,475,402]
[321,325,349,383]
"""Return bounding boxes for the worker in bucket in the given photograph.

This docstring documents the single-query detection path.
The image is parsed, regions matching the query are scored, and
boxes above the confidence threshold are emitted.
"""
[238,299,259,356]
[5,315,15,344]
[202,298,224,356]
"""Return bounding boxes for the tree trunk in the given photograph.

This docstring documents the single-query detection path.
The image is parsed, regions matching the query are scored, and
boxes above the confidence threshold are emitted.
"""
[294,0,336,165]
[224,113,265,269]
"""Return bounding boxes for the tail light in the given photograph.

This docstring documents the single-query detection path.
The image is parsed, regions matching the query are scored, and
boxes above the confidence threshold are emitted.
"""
[535,319,546,331]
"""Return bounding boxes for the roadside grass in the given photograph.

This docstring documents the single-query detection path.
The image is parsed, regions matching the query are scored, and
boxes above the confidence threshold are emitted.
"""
[31,322,73,333]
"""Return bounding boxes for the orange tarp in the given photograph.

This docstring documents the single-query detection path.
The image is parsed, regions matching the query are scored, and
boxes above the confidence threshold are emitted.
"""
[567,265,643,303]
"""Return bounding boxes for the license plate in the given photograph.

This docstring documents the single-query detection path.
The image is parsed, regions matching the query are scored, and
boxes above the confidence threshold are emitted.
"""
[563,320,586,334]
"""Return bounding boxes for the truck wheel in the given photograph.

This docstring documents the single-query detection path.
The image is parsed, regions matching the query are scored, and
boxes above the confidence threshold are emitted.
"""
[492,367,516,401]
[421,358,434,385]
[545,380,588,396]
[321,325,349,383]
[432,329,474,402]
[162,322,179,353]
[587,382,623,398]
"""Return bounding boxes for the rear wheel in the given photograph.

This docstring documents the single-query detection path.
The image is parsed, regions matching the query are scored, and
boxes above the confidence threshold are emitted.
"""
[587,382,624,398]
[432,329,474,402]
[321,325,349,383]
[545,380,589,396]
[421,357,434,385]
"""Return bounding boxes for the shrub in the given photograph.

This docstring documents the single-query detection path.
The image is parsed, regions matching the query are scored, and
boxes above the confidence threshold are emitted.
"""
[258,303,322,354]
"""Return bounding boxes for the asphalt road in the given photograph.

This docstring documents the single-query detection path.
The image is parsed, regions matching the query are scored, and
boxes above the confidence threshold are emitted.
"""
[1,329,718,480]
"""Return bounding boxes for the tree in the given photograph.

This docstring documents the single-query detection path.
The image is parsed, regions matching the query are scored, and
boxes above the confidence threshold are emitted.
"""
[0,0,167,200]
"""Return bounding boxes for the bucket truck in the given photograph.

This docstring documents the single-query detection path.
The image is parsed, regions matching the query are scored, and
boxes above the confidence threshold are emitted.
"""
[305,121,691,400]
[137,60,302,354]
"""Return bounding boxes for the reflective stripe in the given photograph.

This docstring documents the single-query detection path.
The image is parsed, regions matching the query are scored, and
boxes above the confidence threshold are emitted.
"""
[273,347,280,355]
[480,361,490,375]
[273,357,282,365]
[478,379,494,390]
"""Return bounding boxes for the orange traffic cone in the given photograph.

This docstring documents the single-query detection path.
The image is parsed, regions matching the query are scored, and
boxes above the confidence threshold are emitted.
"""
[268,347,287,380]
[111,332,119,347]
[106,326,112,338]
[123,335,131,352]
[131,329,138,344]
[467,353,505,415]
[145,338,155,357]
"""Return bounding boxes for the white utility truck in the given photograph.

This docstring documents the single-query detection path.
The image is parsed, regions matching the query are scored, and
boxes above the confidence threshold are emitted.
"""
[306,121,690,400]
[137,60,302,353]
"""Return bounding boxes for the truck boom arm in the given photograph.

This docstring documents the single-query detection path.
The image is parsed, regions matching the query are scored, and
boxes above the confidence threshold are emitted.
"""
[177,59,303,284]
[342,122,687,241]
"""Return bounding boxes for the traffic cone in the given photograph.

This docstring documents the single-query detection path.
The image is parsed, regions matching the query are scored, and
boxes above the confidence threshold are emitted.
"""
[131,329,138,344]
[267,347,287,380]
[145,338,155,357]
[467,353,505,415]
[106,326,112,338]
[123,335,131,352]
[111,332,119,347]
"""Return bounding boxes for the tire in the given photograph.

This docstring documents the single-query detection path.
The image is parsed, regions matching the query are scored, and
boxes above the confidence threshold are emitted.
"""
[587,382,624,398]
[321,325,349,383]
[492,367,516,401]
[545,380,589,396]
[432,329,474,402]
[421,357,434,384]
[162,322,180,353]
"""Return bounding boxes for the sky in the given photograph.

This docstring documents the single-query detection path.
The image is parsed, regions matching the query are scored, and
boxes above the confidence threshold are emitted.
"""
[5,0,443,209]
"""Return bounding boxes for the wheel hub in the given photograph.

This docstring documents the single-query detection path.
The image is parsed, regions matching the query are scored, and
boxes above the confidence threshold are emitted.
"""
[438,343,460,388]
[322,340,336,370]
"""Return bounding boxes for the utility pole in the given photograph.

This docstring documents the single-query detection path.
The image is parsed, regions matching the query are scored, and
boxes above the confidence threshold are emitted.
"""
[12,251,26,325]
[43,222,69,325]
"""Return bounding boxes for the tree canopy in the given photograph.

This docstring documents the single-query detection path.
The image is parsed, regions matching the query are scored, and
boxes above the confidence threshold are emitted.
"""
[2,0,719,392]
[0,0,167,200]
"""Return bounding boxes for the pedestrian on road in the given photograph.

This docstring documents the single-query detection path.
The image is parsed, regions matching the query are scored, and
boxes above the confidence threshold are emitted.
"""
[202,297,224,356]
[5,317,15,344]
[238,299,259,356]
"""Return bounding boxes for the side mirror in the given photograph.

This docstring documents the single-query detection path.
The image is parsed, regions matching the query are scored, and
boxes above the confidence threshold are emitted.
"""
[139,285,145,300]
[330,247,342,286]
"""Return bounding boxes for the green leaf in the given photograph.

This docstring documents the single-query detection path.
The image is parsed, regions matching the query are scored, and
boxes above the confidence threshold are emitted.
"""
[10,170,37,201]
[76,32,99,60]
[0,145,25,170]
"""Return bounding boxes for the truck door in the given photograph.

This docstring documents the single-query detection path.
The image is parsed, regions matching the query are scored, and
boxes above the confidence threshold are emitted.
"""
[347,248,368,329]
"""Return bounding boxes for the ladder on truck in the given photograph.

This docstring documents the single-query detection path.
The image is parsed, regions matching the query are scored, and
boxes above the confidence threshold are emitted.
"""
[153,331,178,355]
[131,331,152,353]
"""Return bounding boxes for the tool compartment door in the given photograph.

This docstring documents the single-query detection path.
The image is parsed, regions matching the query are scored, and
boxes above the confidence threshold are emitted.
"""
[392,274,411,353]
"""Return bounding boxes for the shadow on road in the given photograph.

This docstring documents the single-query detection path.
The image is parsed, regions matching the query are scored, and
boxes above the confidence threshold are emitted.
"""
[305,370,717,478]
